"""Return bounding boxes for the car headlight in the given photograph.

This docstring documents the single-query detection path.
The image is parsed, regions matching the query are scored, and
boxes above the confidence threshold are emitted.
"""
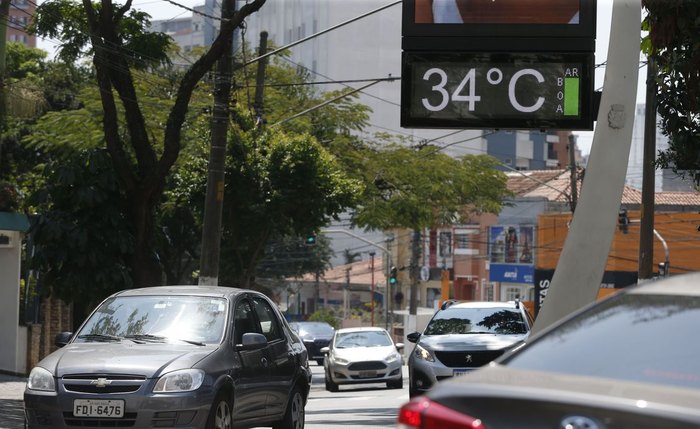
[331,354,349,365]
[27,367,55,392]
[153,369,205,393]
[385,352,401,363]
[413,344,435,362]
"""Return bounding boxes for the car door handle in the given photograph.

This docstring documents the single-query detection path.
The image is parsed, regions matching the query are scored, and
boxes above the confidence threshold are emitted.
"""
[261,357,268,368]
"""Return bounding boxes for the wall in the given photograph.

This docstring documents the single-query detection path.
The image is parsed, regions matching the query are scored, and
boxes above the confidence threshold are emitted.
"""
[537,211,700,275]
[0,230,25,375]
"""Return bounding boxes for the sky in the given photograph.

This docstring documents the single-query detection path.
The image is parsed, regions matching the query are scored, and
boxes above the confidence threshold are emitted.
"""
[37,0,648,156]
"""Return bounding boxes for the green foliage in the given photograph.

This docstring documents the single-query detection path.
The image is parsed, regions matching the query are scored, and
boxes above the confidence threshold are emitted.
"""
[306,308,340,329]
[257,234,334,281]
[28,149,133,314]
[352,144,511,231]
[30,0,172,68]
[642,0,700,184]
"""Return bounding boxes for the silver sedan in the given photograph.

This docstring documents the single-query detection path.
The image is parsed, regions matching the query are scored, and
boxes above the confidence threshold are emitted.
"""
[322,327,403,391]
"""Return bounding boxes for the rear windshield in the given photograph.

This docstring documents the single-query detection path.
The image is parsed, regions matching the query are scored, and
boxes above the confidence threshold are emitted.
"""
[505,294,700,389]
[424,307,528,335]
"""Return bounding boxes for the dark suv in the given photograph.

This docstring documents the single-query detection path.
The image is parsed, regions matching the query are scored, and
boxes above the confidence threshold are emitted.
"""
[407,300,533,397]
[24,286,311,429]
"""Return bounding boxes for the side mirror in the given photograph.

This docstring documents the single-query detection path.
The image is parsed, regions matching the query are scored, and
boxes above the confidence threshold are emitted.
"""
[395,342,404,351]
[55,332,73,348]
[406,332,421,343]
[237,333,268,351]
[320,346,330,354]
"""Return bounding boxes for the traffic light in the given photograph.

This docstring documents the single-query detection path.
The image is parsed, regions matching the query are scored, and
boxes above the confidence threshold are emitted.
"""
[389,266,397,285]
[305,232,317,246]
[618,209,629,234]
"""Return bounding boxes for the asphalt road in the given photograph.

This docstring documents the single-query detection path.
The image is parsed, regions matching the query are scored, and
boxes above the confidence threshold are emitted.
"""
[1,363,410,429]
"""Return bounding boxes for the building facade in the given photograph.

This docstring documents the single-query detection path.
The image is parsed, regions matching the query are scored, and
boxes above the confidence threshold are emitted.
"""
[7,0,36,48]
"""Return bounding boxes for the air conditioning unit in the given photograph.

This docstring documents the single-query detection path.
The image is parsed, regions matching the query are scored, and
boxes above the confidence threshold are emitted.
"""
[0,233,13,248]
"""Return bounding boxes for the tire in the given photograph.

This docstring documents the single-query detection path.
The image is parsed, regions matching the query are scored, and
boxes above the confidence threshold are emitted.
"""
[206,392,233,429]
[273,387,305,429]
[324,370,339,392]
[387,376,403,389]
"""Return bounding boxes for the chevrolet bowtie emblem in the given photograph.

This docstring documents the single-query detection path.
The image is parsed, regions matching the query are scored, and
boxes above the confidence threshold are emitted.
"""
[91,378,112,388]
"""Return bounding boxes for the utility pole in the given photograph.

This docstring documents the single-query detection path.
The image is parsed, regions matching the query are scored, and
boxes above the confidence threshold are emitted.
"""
[199,0,235,286]
[639,56,657,280]
[568,134,578,212]
[253,31,268,126]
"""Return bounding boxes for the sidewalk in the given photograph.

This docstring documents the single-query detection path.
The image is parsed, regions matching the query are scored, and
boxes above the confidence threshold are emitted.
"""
[0,373,26,429]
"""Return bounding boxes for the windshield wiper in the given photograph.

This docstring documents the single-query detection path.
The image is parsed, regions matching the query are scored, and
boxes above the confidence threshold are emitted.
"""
[77,333,123,342]
[176,338,206,346]
[124,334,168,343]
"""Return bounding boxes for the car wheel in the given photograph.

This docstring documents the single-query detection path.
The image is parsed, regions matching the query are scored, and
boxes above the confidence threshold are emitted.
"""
[387,376,403,389]
[273,386,305,429]
[206,392,233,429]
[324,370,339,392]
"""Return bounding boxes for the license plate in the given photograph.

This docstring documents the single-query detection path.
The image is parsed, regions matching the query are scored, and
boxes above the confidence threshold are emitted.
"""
[358,371,377,378]
[453,369,469,377]
[73,399,125,418]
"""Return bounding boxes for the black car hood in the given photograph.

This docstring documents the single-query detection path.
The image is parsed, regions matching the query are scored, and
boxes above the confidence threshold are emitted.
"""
[39,342,217,378]
[419,333,528,351]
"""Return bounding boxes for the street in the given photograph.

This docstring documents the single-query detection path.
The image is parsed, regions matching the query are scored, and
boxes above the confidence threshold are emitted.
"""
[1,363,409,429]
[303,363,408,429]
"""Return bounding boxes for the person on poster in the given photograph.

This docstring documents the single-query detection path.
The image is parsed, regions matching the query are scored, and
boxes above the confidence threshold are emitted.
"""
[520,231,532,264]
[415,0,580,25]
[505,226,518,263]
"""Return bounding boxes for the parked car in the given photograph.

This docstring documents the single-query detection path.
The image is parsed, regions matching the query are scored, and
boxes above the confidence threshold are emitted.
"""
[397,273,700,428]
[24,285,311,429]
[407,300,533,397]
[289,321,335,365]
[322,326,404,392]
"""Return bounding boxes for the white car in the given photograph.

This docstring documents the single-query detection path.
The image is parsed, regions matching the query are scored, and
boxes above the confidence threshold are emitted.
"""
[322,327,403,392]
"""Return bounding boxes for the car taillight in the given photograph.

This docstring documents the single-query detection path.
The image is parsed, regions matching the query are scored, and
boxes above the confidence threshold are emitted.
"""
[397,397,486,429]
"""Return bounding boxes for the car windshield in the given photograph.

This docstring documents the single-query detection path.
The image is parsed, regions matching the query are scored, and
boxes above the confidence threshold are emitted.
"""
[335,331,393,348]
[77,295,228,345]
[504,294,700,390]
[295,322,334,336]
[424,307,527,335]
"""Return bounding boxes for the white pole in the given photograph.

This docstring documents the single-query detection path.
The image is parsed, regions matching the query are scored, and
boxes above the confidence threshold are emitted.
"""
[532,0,642,334]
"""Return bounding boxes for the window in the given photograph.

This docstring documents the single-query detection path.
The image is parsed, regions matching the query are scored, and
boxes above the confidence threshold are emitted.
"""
[439,231,452,257]
[504,286,522,301]
[252,297,283,342]
[233,300,259,345]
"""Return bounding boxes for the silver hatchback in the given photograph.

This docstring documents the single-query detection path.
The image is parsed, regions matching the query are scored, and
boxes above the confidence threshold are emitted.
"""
[24,286,311,429]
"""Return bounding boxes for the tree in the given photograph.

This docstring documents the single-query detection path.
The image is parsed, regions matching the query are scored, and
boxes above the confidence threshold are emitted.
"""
[30,0,266,286]
[219,126,361,288]
[642,0,700,184]
[351,144,511,314]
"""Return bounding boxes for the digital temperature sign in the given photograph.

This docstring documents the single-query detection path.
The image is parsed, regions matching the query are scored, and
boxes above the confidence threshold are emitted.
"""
[401,51,594,130]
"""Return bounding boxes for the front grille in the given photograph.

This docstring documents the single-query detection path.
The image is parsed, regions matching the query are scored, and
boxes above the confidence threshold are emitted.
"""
[348,361,387,371]
[434,350,504,368]
[63,412,137,427]
[62,374,146,394]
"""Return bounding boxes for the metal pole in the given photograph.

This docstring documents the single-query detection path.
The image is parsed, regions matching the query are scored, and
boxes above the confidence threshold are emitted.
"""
[639,57,657,280]
[568,134,578,212]
[370,252,375,327]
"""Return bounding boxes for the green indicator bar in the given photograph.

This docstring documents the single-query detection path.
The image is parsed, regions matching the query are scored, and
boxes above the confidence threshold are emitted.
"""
[564,77,580,116]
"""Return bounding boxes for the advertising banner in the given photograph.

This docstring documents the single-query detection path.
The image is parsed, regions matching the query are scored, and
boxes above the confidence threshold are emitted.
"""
[489,225,534,284]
